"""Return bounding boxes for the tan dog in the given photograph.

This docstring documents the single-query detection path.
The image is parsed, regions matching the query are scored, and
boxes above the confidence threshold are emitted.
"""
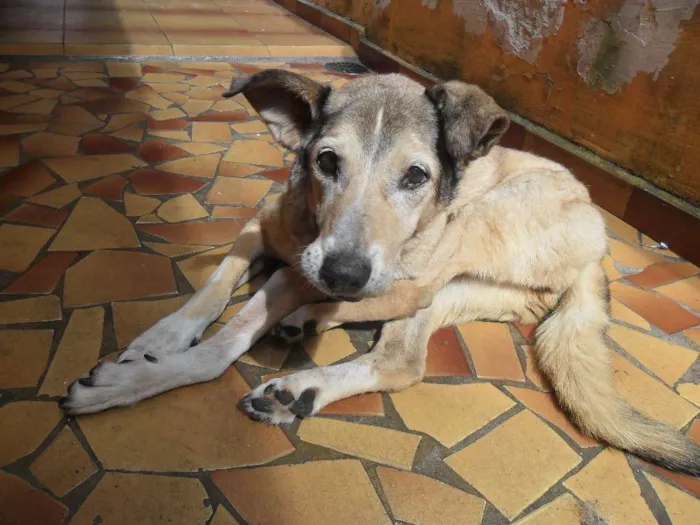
[61,70,699,476]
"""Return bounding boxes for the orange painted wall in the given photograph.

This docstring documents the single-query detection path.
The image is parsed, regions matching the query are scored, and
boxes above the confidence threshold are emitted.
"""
[312,0,700,205]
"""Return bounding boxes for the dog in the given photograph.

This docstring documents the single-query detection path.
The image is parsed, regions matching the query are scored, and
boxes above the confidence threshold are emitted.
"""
[60,69,700,476]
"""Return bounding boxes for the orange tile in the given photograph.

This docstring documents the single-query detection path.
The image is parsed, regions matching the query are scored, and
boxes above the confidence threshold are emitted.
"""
[22,132,80,157]
[0,161,55,197]
[139,221,244,245]
[425,326,472,377]
[0,135,20,168]
[0,295,62,324]
[654,276,700,311]
[49,105,103,136]
[3,203,69,229]
[609,281,699,333]
[139,138,189,163]
[219,161,261,177]
[192,122,232,143]
[319,393,385,417]
[3,252,77,295]
[456,321,525,381]
[0,471,68,525]
[206,177,272,206]
[129,168,208,194]
[626,261,698,288]
[521,344,552,391]
[684,326,700,345]
[83,174,128,201]
[112,295,191,349]
[65,44,173,56]
[608,238,667,270]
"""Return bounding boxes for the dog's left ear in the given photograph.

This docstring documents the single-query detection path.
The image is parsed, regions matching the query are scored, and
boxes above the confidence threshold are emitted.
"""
[224,69,331,151]
[426,81,509,170]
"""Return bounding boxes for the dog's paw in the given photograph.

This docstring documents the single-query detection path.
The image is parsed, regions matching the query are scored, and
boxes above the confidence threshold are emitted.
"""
[239,376,320,425]
[117,315,203,363]
[272,306,318,344]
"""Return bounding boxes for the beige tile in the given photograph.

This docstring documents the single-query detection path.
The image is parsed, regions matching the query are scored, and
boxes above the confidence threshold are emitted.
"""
[192,122,232,142]
[213,460,389,525]
[391,382,515,447]
[0,402,63,466]
[564,449,655,524]
[111,124,144,142]
[0,121,49,135]
[267,45,355,58]
[27,183,81,209]
[655,276,700,311]
[177,244,232,291]
[159,152,221,178]
[149,82,190,93]
[0,329,53,389]
[7,98,58,115]
[506,386,599,448]
[103,112,146,133]
[377,467,485,525]
[0,93,36,110]
[445,410,581,520]
[0,80,35,93]
[70,472,210,525]
[232,273,266,297]
[683,326,700,345]
[179,142,226,155]
[149,107,186,121]
[239,338,290,370]
[610,298,651,331]
[150,129,189,141]
[44,154,146,183]
[219,162,263,177]
[456,321,525,381]
[144,242,213,258]
[22,132,80,157]
[141,73,187,83]
[124,192,160,217]
[157,194,208,222]
[612,353,698,428]
[50,197,139,251]
[181,99,214,116]
[31,89,62,99]
[645,472,700,524]
[106,61,142,78]
[210,507,240,525]
[217,302,246,323]
[125,85,172,110]
[598,207,639,244]
[49,105,103,136]
[30,426,97,497]
[609,324,697,386]
[676,383,700,407]
[206,177,272,206]
[232,119,268,134]
[522,344,552,391]
[513,493,582,525]
[39,307,104,396]
[0,296,62,325]
[112,295,191,349]
[173,44,270,57]
[302,328,356,366]
[608,238,666,269]
[77,367,294,470]
[297,418,420,470]
[0,223,54,272]
[224,139,283,166]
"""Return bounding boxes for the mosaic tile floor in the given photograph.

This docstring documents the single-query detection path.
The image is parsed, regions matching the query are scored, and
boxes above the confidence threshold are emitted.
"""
[0,59,699,525]
[0,0,353,58]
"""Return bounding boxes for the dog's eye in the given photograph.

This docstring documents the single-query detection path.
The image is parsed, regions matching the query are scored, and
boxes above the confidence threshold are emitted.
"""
[316,150,338,177]
[402,166,429,189]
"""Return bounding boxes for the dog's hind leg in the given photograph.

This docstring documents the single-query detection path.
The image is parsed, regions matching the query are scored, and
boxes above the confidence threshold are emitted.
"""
[242,278,541,424]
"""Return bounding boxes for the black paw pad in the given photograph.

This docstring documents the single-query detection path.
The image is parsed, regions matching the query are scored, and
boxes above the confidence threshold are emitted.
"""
[303,320,318,336]
[251,397,274,413]
[281,325,302,338]
[274,389,295,405]
[290,388,317,417]
[78,377,93,387]
[144,354,158,363]
[58,396,67,408]
[190,336,201,347]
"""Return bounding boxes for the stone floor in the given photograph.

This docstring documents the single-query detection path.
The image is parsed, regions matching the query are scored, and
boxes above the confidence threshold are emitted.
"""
[0,0,353,58]
[0,57,699,525]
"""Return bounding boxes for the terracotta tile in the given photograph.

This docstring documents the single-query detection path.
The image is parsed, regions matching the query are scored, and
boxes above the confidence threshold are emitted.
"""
[81,94,150,115]
[564,449,654,524]
[521,344,552,391]
[219,161,261,177]
[176,99,210,117]
[3,203,69,229]
[150,129,190,141]
[83,174,127,201]
[70,472,209,525]
[78,366,294,470]
[144,241,212,258]
[377,467,485,525]
[193,109,248,123]
[392,382,515,447]
[102,112,146,133]
[610,281,699,333]
[445,410,581,520]
[302,328,356,366]
[159,152,221,178]
[106,61,142,78]
[50,197,139,251]
[456,321,525,381]
[0,329,53,389]
[513,493,583,525]
[110,123,144,142]
[610,298,651,331]
[655,276,700,311]
[157,194,208,222]
[149,107,187,121]
[608,238,667,270]
[612,353,697,428]
[651,462,700,499]
[425,326,472,377]
[0,223,54,272]
[48,105,103,136]
[3,252,77,295]
[210,507,241,525]
[191,121,231,143]
[56,245,156,304]
[677,383,700,407]
[80,133,133,155]
[206,177,272,206]
[138,138,188,163]
[176,244,231,291]
[146,117,190,131]
[126,85,172,110]
[39,307,104,396]
[211,206,258,219]
[213,460,389,525]
[506,386,598,447]
[140,221,244,247]
[0,160,54,197]
[513,320,537,343]
[215,301,246,324]
[27,183,81,209]
[626,261,698,288]
[0,471,68,525]
[130,168,208,195]
[224,139,283,166]
[112,295,191,349]
[0,80,35,93]
[0,401,63,466]
[210,99,245,112]
[44,154,146,183]
[298,418,420,470]
[319,393,385,417]
[0,194,15,216]
[609,324,696,385]
[645,473,700,524]
[0,134,19,168]
[0,295,62,324]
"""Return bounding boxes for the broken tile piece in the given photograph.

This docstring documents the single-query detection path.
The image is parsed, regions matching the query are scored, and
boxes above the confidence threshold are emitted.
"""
[126,85,172,110]
[139,138,189,163]
[139,221,244,245]
[124,192,160,216]
[144,242,212,258]
[377,467,485,525]
[4,202,68,228]
[238,338,290,370]
[0,135,19,168]
[232,120,268,134]
[112,295,190,349]
[425,326,472,377]
[0,471,68,525]
[602,255,622,281]
[22,132,79,157]
[26,183,81,209]
[106,62,142,78]
[149,107,186,121]
[213,460,390,525]
[0,329,54,389]
[608,238,667,269]
[219,161,260,177]
[655,276,700,311]
[391,382,515,447]
[0,224,54,272]
[320,393,385,417]
[210,507,240,525]
[211,206,257,219]
[49,105,103,136]
[445,410,581,520]
[512,493,582,525]
[456,321,525,381]
[63,251,177,308]
[522,345,552,392]
[44,154,146,183]
[39,307,104,396]
[181,99,214,116]
[0,402,63,467]
[0,161,54,197]
[645,472,700,523]
[129,169,208,195]
[564,449,655,524]
[83,174,127,201]
[159,153,221,179]
[192,122,232,143]
[302,329,356,366]
[157,194,208,222]
[224,139,283,166]
[50,197,139,251]
[102,113,146,133]
[0,296,62,324]
[110,124,143,142]
[177,244,231,291]
[626,261,698,288]
[206,177,272,206]
[610,298,651,330]
[81,134,133,155]
[3,252,77,295]
[150,130,189,141]
[677,383,700,407]
[30,426,97,497]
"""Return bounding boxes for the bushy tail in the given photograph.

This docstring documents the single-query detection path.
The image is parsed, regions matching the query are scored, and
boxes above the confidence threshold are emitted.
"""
[536,262,700,476]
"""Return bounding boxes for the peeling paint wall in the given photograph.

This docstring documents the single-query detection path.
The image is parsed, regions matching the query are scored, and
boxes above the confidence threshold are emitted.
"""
[309,0,700,205]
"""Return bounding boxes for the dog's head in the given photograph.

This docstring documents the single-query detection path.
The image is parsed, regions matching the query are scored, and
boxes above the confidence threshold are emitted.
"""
[225,70,509,300]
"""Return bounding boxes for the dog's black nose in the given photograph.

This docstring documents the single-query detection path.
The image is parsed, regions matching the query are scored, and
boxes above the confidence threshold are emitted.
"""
[320,252,372,294]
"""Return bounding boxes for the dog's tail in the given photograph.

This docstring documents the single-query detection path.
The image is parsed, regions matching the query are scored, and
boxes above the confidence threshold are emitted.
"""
[535,262,700,476]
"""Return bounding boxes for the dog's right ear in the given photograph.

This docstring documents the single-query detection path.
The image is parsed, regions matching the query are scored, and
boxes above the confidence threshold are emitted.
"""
[224,69,331,151]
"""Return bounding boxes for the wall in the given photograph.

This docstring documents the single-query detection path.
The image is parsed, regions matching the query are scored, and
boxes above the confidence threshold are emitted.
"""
[310,0,700,206]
